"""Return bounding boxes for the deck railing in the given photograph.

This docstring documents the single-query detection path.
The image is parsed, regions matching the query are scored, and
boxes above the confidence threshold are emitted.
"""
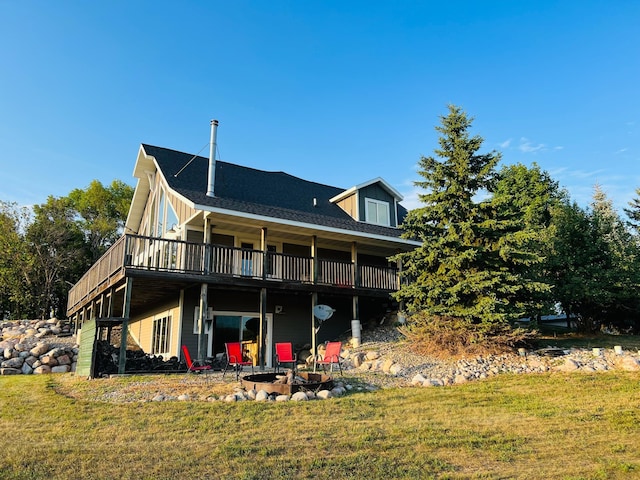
[68,234,399,311]
[67,236,127,310]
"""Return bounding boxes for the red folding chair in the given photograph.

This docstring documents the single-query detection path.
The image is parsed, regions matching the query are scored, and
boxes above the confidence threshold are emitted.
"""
[314,341,343,375]
[223,342,254,380]
[275,342,297,373]
[182,345,212,375]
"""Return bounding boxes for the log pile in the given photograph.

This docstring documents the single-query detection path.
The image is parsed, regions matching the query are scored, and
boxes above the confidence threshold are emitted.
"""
[93,340,181,376]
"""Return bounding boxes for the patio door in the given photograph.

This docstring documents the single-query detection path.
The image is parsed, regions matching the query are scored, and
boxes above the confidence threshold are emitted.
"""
[211,312,273,367]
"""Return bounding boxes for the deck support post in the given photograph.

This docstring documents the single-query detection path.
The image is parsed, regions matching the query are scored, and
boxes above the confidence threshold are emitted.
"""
[352,295,361,347]
[259,287,267,370]
[118,277,133,374]
[261,228,268,280]
[197,283,208,362]
[351,242,358,288]
[311,292,318,372]
[311,236,318,284]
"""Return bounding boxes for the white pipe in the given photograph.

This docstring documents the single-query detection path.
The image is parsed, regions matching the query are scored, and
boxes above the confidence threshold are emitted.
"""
[206,119,219,197]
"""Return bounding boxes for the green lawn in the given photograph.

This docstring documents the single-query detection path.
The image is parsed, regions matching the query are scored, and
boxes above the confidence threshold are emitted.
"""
[1,371,639,479]
[535,329,640,351]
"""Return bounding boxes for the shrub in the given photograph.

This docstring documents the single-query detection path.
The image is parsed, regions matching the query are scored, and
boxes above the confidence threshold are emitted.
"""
[398,312,537,359]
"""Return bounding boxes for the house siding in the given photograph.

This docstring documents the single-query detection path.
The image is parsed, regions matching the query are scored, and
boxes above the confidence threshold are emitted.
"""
[129,300,181,357]
[336,193,358,220]
[168,189,196,227]
[358,183,398,227]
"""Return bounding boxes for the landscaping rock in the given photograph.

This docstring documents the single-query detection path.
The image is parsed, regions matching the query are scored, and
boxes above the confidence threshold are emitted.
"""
[620,356,640,371]
[556,358,580,372]
[316,390,332,399]
[1,357,24,369]
[30,343,50,357]
[0,367,21,375]
[51,365,71,373]
[255,390,269,402]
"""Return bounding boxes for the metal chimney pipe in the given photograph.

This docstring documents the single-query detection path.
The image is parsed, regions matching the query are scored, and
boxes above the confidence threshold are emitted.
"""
[206,119,219,197]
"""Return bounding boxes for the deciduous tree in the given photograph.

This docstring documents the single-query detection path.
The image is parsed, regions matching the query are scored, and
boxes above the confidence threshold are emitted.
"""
[0,202,34,318]
[68,179,134,262]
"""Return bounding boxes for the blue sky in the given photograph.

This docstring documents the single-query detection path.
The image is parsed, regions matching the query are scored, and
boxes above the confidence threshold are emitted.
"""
[1,1,639,214]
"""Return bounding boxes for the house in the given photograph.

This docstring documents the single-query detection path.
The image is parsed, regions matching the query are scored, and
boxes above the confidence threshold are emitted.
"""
[67,121,420,374]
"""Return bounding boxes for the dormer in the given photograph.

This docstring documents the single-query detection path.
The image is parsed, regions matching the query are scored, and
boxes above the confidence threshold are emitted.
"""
[330,177,404,228]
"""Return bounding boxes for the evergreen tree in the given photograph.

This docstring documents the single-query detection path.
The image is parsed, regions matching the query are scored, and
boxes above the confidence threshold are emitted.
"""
[492,163,567,319]
[547,201,597,328]
[624,187,640,233]
[550,187,640,333]
[393,105,549,336]
[587,186,640,331]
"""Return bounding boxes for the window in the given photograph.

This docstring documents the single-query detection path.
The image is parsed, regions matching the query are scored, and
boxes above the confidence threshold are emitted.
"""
[365,198,390,226]
[157,190,165,237]
[147,196,156,236]
[152,315,171,354]
[166,202,179,234]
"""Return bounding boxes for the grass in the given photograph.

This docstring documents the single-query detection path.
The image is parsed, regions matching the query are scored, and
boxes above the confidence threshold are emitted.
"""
[534,328,640,351]
[1,370,639,479]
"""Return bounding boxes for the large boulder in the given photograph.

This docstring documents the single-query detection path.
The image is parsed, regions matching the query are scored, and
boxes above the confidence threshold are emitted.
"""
[56,354,72,366]
[555,358,580,372]
[39,355,58,367]
[0,367,22,375]
[1,357,24,369]
[255,390,270,402]
[620,356,640,371]
[51,365,71,374]
[30,343,50,357]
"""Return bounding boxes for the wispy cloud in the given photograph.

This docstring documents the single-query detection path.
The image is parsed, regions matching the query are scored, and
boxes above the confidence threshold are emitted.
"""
[548,167,606,180]
[505,137,564,154]
[518,137,546,153]
[399,184,423,211]
[615,148,629,154]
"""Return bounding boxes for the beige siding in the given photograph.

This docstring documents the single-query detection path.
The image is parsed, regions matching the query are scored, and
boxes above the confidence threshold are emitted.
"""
[337,193,357,219]
[129,300,181,357]
[167,189,196,225]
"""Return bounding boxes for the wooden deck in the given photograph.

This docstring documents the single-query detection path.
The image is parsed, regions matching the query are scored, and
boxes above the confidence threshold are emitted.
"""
[67,234,400,315]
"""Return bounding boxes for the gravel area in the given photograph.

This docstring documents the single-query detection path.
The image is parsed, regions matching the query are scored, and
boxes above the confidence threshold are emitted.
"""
[49,323,640,402]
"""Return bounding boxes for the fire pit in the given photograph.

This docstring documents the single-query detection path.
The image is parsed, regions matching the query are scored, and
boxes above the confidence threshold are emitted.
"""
[241,371,334,395]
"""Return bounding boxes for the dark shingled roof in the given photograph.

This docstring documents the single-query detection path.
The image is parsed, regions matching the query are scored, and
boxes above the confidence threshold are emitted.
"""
[142,144,407,238]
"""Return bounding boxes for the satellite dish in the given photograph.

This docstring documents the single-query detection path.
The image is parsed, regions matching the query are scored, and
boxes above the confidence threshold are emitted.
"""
[313,305,335,321]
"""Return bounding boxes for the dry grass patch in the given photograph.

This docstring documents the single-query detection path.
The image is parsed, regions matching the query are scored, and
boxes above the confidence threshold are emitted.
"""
[1,372,639,479]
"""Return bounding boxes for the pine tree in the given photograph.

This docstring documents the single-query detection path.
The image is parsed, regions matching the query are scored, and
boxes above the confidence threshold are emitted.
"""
[492,163,566,319]
[393,105,549,334]
[624,187,640,233]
